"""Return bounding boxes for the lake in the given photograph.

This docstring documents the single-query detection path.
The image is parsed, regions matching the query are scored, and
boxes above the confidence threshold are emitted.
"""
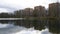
[0,20,60,34]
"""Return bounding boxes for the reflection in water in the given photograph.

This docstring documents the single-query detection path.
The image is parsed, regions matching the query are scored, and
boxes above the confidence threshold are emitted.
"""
[14,28,51,34]
[0,19,60,34]
[0,24,51,34]
[33,20,46,31]
[48,20,60,34]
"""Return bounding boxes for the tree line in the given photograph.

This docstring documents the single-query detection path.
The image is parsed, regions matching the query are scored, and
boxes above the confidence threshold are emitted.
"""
[0,2,60,18]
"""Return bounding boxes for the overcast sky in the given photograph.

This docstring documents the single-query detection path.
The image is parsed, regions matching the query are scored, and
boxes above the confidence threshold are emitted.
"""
[0,0,58,13]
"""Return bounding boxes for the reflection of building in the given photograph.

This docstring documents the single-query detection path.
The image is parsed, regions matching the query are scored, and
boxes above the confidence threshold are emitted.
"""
[34,6,46,17]
[49,2,60,17]
[23,8,33,17]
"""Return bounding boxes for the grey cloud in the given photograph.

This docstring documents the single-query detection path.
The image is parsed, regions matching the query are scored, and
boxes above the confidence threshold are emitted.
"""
[0,4,24,13]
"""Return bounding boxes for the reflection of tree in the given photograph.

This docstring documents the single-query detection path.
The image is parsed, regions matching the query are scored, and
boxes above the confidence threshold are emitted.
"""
[23,19,33,28]
[33,19,46,31]
[0,20,9,24]
[48,19,60,34]
[14,20,33,28]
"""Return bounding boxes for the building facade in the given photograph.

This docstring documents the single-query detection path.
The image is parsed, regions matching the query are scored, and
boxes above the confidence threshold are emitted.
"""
[23,8,33,17]
[33,6,46,17]
[49,2,60,17]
